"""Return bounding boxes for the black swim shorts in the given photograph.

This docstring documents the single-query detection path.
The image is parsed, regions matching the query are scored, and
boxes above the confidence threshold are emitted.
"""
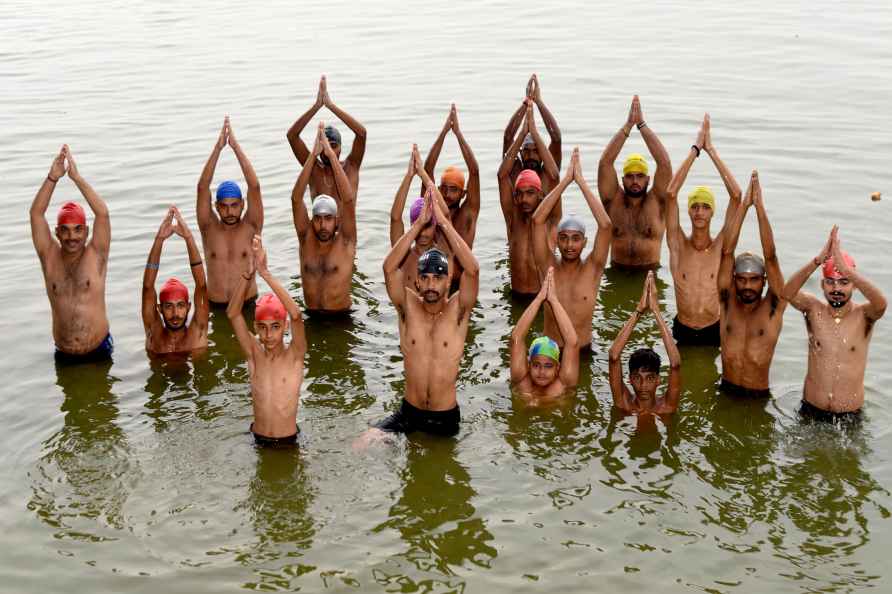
[798,399,862,426]
[374,399,460,437]
[720,378,771,399]
[673,316,721,347]
[250,422,299,447]
[54,333,114,364]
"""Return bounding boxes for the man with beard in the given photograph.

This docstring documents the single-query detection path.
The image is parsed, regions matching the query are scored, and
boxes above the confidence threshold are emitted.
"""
[141,206,209,354]
[783,227,886,419]
[510,267,580,403]
[30,145,112,361]
[503,74,562,192]
[197,116,263,305]
[286,75,366,201]
[597,95,672,268]
[373,191,479,437]
[291,123,356,313]
[609,272,682,415]
[666,114,742,346]
[532,148,612,350]
[717,171,786,397]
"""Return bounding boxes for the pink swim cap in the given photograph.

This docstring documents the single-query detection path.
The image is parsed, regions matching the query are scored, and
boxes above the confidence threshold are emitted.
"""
[255,293,287,321]
[823,251,856,279]
[515,169,541,192]
[57,202,86,226]
[159,278,189,304]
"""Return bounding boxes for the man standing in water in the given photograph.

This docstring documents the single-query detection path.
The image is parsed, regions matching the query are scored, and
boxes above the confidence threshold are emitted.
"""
[142,206,209,354]
[291,123,356,313]
[718,171,786,397]
[197,117,263,305]
[532,148,612,350]
[30,145,112,362]
[666,114,741,346]
[783,227,886,419]
[373,191,479,437]
[503,74,562,191]
[597,95,672,268]
[286,75,367,200]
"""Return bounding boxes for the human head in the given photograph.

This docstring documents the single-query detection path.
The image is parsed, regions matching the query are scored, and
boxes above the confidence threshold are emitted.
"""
[55,202,88,253]
[415,248,449,304]
[514,169,543,213]
[311,194,338,242]
[519,134,541,171]
[687,186,715,229]
[734,252,766,304]
[557,214,587,261]
[822,251,856,308]
[215,180,244,225]
[622,153,650,198]
[439,166,466,209]
[628,347,661,399]
[321,125,342,164]
[254,293,288,350]
[158,277,190,330]
[528,336,561,387]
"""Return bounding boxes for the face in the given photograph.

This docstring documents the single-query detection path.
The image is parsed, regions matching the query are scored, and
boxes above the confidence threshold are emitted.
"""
[520,146,541,171]
[215,198,244,225]
[415,272,448,304]
[416,223,436,248]
[529,354,560,387]
[629,369,660,400]
[622,173,649,198]
[312,214,338,242]
[557,230,586,261]
[320,143,342,165]
[55,223,88,253]
[159,299,190,330]
[254,318,287,350]
[514,186,542,213]
[822,276,853,308]
[439,183,465,209]
[734,272,766,304]
[688,203,714,229]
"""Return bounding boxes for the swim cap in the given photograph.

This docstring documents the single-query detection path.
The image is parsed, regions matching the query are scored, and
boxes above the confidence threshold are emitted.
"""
[558,214,587,236]
[57,201,86,226]
[687,186,716,210]
[216,180,243,201]
[515,169,542,192]
[324,125,341,145]
[417,248,448,276]
[734,252,765,275]
[255,293,287,321]
[312,195,338,217]
[521,133,536,149]
[409,197,424,224]
[440,166,465,190]
[823,251,856,279]
[159,277,189,304]
[622,153,649,176]
[528,336,560,362]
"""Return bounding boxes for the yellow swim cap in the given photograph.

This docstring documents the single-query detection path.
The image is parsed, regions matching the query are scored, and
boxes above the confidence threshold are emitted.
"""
[622,153,649,176]
[687,186,715,210]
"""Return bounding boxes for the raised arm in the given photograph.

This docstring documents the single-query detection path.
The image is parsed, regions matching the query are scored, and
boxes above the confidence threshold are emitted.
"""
[253,236,306,356]
[226,266,257,365]
[783,227,834,312]
[432,194,479,311]
[598,96,637,202]
[291,129,321,238]
[423,108,452,182]
[719,177,753,295]
[414,147,450,215]
[546,271,579,388]
[503,100,526,157]
[750,171,784,298]
[322,77,367,168]
[286,77,325,163]
[702,114,742,235]
[30,146,67,258]
[499,112,529,225]
[451,105,480,223]
[576,150,613,272]
[526,101,559,183]
[833,232,887,321]
[665,139,699,253]
[320,126,356,241]
[197,118,227,231]
[227,123,262,232]
[390,147,417,246]
[609,274,650,408]
[384,196,431,312]
[529,74,562,167]
[531,160,572,274]
[637,99,672,200]
[142,209,173,333]
[66,147,110,256]
[172,207,208,330]
[510,278,547,384]
[648,276,681,411]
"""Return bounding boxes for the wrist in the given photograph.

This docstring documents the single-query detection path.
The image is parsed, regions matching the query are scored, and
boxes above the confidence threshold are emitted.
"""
[622,126,631,137]
[46,174,59,183]
[691,145,701,157]
[637,121,647,130]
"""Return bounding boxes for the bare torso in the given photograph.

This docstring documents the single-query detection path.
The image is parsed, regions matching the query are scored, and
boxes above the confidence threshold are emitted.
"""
[720,293,785,390]
[670,235,723,328]
[146,318,208,355]
[605,190,665,267]
[310,159,359,201]
[41,246,109,353]
[508,213,556,295]
[201,221,258,303]
[299,234,355,312]
[543,258,601,348]
[249,344,304,438]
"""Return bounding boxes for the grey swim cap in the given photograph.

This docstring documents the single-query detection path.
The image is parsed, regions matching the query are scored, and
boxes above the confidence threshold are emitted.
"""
[521,133,536,149]
[311,194,338,217]
[734,252,765,275]
[558,214,587,236]
[324,125,341,145]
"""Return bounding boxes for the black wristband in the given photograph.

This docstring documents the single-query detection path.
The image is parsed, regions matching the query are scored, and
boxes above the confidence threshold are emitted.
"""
[691,145,701,157]
[637,121,647,130]
[190,260,203,267]
[47,175,59,183]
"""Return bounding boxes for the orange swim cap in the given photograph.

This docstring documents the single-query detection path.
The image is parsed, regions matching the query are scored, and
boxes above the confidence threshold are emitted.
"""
[57,202,86,226]
[159,277,190,304]
[255,293,287,321]
[515,169,541,192]
[440,166,465,190]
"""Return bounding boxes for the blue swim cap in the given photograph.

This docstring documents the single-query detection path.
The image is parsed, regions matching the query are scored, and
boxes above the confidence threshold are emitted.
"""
[216,180,243,201]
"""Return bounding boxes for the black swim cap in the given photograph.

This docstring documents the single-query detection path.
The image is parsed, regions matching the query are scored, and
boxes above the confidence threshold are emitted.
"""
[417,248,449,276]
[324,125,341,145]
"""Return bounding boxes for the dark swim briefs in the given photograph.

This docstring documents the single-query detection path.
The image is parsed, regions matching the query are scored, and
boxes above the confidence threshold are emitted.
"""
[250,423,299,447]
[374,399,461,437]
[54,333,114,364]
[798,399,862,426]
[673,316,721,347]
[720,378,771,399]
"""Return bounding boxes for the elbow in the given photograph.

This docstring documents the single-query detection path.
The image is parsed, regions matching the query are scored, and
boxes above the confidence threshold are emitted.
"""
[608,348,621,363]
[464,260,480,278]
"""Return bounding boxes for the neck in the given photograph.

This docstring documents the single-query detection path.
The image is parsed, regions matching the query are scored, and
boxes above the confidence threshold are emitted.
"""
[60,248,85,265]
[830,301,853,316]
[421,299,446,316]
[690,225,712,250]
[261,342,286,356]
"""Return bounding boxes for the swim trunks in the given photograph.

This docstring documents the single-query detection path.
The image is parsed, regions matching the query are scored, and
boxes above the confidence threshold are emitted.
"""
[672,316,721,347]
[720,378,771,399]
[54,333,113,364]
[209,296,257,309]
[250,422,299,447]
[374,399,460,437]
[798,399,862,426]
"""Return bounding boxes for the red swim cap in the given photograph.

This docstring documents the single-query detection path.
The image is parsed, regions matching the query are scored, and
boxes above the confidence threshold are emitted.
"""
[823,251,856,279]
[57,202,86,226]
[255,293,287,321]
[159,277,190,304]
[515,169,541,192]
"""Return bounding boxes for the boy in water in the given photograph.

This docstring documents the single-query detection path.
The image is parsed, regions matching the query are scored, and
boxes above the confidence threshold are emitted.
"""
[228,236,307,446]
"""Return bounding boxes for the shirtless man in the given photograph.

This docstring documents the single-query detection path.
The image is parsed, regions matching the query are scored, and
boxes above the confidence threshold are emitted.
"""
[228,236,307,446]
[597,95,672,268]
[510,267,580,403]
[503,74,562,192]
[373,192,479,437]
[141,206,209,355]
[30,145,112,362]
[666,114,742,346]
[532,148,612,349]
[783,227,886,419]
[196,116,263,305]
[718,171,786,397]
[609,272,682,415]
[499,101,561,295]
[291,123,357,313]
[286,75,366,200]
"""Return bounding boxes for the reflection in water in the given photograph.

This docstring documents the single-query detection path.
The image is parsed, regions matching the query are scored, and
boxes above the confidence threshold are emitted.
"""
[206,307,251,386]
[304,313,372,413]
[143,353,229,433]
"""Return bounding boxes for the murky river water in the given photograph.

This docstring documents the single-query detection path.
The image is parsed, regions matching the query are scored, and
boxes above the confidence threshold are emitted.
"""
[2,1,892,592]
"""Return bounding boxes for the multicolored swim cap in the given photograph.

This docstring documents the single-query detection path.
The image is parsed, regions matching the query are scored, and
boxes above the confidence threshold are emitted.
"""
[255,293,287,321]
[515,169,542,192]
[311,194,338,217]
[622,153,649,176]
[324,125,341,145]
[417,248,448,275]
[440,166,465,190]
[159,277,189,304]
[734,252,765,275]
[687,186,715,210]
[823,251,856,279]
[216,180,243,201]
[57,201,86,226]
[558,214,586,236]
[521,133,536,149]
[528,336,560,362]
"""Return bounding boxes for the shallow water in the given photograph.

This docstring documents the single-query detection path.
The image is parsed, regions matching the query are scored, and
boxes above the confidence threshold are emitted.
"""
[3,1,892,592]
